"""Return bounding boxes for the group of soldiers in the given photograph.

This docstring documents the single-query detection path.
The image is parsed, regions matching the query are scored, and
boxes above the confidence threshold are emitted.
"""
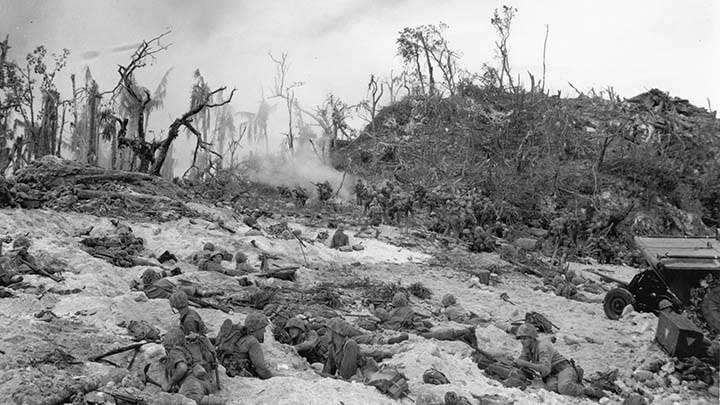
[147,267,603,402]
[0,223,605,401]
[353,179,506,251]
[353,180,414,227]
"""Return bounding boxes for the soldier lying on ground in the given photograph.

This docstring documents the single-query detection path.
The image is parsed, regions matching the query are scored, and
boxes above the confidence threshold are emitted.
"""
[372,292,432,331]
[80,226,146,267]
[440,294,487,325]
[371,292,478,349]
[131,268,213,300]
[2,235,63,281]
[0,261,22,287]
[199,251,243,276]
[215,312,274,379]
[234,252,255,274]
[514,323,603,398]
[188,242,217,265]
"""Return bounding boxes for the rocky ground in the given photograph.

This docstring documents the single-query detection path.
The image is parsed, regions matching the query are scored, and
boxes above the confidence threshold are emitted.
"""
[0,200,717,405]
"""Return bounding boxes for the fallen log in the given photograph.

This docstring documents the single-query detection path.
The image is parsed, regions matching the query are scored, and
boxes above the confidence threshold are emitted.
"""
[75,188,176,204]
[72,172,156,184]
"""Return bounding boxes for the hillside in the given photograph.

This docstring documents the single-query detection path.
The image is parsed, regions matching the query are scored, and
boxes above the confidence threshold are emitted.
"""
[334,86,720,264]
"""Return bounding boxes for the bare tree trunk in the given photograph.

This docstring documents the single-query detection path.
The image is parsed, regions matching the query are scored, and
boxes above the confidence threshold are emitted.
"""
[413,49,425,95]
[541,25,549,94]
[56,102,66,157]
[86,82,99,165]
[286,91,294,152]
[70,74,81,160]
[159,143,175,179]
[419,33,435,95]
[38,90,58,158]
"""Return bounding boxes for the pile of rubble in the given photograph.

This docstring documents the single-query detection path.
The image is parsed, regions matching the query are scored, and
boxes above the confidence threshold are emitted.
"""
[1,156,201,221]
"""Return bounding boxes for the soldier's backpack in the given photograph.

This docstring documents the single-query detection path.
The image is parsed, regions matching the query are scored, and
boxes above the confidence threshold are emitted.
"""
[215,319,248,363]
[190,336,217,369]
[365,366,410,399]
[422,368,450,385]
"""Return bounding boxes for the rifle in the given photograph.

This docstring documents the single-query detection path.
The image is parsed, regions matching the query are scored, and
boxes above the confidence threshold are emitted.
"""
[188,295,231,313]
[89,341,148,362]
[142,363,163,388]
[99,389,147,405]
[16,255,63,282]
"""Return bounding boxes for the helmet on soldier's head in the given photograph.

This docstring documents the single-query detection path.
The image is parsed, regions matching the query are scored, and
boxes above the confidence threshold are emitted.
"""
[13,235,31,250]
[141,268,161,285]
[658,299,673,311]
[235,252,248,263]
[285,317,307,332]
[441,293,457,307]
[162,327,186,350]
[245,312,269,332]
[515,323,538,340]
[391,292,408,307]
[169,290,189,309]
[203,242,215,251]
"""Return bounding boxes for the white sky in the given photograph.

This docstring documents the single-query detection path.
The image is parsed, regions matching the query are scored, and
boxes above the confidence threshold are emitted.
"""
[2,0,718,140]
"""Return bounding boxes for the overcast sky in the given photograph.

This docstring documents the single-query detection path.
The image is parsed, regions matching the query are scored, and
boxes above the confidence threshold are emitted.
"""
[2,0,718,140]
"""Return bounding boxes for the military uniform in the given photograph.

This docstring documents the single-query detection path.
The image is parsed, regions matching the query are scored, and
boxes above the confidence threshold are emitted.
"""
[221,334,273,379]
[516,323,595,397]
[368,200,383,227]
[216,313,273,379]
[441,294,480,324]
[178,365,225,405]
[285,317,323,364]
[162,328,192,392]
[324,338,362,380]
[373,292,424,330]
[323,318,365,380]
[519,340,583,395]
[329,228,349,249]
[168,291,218,390]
